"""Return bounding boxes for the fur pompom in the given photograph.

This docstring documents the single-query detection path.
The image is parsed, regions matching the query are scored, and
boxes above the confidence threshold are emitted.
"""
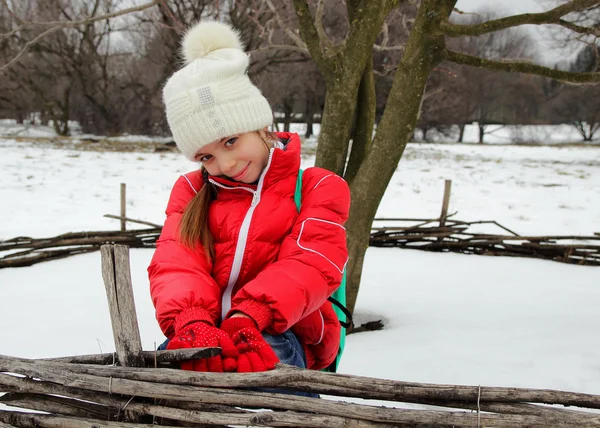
[182,21,244,64]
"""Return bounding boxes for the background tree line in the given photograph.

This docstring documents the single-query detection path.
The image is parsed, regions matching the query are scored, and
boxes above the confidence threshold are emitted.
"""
[1,0,599,142]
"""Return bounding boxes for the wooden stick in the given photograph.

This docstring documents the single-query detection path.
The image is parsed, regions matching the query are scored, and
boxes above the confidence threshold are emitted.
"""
[3,357,600,411]
[3,236,140,253]
[0,374,132,409]
[120,183,126,232]
[418,399,600,421]
[100,245,144,367]
[466,234,600,241]
[372,213,457,222]
[0,372,248,416]
[0,393,116,420]
[0,229,161,250]
[103,214,161,228]
[439,179,452,227]
[450,220,520,236]
[86,400,390,428]
[0,375,592,428]
[71,363,600,409]
[0,248,99,268]
[43,348,220,365]
[0,411,156,428]
[372,217,438,222]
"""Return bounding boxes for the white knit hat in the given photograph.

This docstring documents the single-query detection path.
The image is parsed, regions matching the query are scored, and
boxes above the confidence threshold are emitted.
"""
[163,21,273,160]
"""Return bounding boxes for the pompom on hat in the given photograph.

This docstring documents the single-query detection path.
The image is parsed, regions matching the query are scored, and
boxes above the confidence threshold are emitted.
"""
[163,21,273,160]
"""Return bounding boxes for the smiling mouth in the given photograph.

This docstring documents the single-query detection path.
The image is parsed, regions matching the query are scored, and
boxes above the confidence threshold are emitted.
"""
[232,164,250,181]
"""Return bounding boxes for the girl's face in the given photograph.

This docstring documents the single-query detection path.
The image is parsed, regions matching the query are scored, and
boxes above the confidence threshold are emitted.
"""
[194,129,271,183]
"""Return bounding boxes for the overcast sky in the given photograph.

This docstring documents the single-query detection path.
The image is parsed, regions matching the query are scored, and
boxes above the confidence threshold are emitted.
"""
[455,0,546,15]
[452,0,580,65]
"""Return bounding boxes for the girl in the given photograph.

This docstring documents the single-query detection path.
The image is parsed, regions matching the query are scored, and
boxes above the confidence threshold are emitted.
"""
[148,21,350,374]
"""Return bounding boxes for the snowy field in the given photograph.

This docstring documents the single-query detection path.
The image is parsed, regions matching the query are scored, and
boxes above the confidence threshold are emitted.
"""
[1,123,599,412]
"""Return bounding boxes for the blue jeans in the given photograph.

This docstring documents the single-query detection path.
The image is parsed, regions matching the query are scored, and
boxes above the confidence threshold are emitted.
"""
[158,330,319,398]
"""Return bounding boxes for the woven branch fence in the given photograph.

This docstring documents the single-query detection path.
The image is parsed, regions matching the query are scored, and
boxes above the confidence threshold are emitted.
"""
[370,217,600,265]
[3,355,600,428]
[1,244,600,427]
[1,216,599,269]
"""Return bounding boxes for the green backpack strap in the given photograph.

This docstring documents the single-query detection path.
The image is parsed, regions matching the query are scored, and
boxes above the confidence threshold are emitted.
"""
[294,169,304,211]
[294,169,350,372]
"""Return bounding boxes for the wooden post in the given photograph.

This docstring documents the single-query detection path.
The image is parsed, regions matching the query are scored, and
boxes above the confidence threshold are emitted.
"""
[100,244,144,367]
[439,180,452,227]
[120,183,126,232]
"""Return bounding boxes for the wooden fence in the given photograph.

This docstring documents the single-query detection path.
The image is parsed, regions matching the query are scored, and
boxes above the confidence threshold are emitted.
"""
[1,244,600,427]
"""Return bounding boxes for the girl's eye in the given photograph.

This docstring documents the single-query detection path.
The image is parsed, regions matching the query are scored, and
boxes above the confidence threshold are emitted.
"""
[224,137,237,147]
[197,154,212,162]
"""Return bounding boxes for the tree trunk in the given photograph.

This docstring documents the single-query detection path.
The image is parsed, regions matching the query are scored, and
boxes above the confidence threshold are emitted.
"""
[283,102,293,133]
[293,0,443,315]
[305,116,314,138]
[315,83,360,176]
[591,123,600,141]
[40,110,50,126]
[305,92,316,139]
[345,55,376,186]
[59,88,71,136]
[295,0,396,177]
[478,122,485,144]
[344,0,454,314]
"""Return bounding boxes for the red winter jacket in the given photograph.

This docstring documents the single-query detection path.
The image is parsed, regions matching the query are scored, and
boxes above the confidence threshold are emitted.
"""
[148,132,350,370]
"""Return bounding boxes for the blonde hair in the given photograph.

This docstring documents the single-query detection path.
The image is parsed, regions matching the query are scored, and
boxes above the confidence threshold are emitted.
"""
[179,129,278,259]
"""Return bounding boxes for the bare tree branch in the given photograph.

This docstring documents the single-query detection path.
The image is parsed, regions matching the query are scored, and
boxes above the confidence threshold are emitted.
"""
[452,7,481,17]
[156,0,186,33]
[265,0,307,50]
[373,44,405,52]
[291,0,330,73]
[441,0,600,37]
[0,0,161,72]
[0,26,63,73]
[373,22,405,52]
[3,0,160,29]
[558,18,600,37]
[0,0,25,25]
[445,49,600,83]
[315,0,336,53]
[249,44,309,55]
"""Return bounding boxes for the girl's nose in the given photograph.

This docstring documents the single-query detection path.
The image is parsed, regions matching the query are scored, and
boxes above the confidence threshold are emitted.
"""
[220,157,237,174]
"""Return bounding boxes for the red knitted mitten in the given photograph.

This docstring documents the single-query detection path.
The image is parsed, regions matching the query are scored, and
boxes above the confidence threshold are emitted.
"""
[167,321,238,372]
[220,317,279,372]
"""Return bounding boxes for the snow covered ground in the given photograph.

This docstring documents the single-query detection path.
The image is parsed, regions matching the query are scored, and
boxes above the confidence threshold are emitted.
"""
[1,123,599,412]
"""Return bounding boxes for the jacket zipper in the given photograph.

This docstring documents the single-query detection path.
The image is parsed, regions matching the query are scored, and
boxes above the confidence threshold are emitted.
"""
[216,149,275,320]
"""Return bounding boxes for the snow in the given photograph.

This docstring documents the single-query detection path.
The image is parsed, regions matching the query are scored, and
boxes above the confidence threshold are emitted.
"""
[350,249,600,395]
[0,119,57,139]
[1,122,599,411]
[0,119,172,144]
[458,123,593,145]
[414,123,595,144]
